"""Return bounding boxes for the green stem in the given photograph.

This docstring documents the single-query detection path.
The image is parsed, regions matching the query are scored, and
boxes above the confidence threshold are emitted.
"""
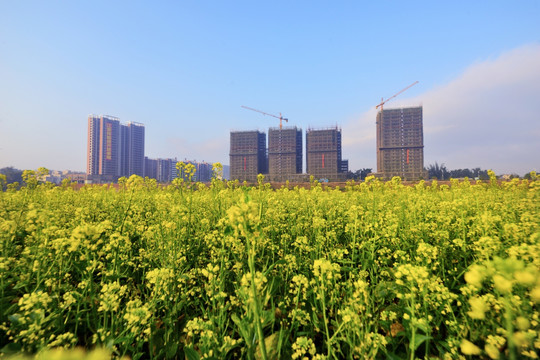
[320,286,332,358]
[409,296,416,360]
[504,297,515,360]
[247,230,267,360]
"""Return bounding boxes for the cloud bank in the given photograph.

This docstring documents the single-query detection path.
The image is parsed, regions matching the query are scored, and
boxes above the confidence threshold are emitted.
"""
[343,43,540,175]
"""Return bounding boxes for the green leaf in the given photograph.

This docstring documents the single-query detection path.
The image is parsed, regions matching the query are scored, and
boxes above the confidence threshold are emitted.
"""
[231,313,241,326]
[184,346,200,360]
[385,352,406,360]
[7,314,21,325]
[374,281,394,299]
[114,332,135,344]
[0,342,22,355]
[263,260,286,277]
[415,320,430,334]
[166,342,178,359]
[13,282,27,290]
[232,314,252,342]
[412,334,432,351]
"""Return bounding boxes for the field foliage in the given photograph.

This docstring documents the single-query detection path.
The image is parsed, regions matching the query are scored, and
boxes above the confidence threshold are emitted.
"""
[0,172,539,359]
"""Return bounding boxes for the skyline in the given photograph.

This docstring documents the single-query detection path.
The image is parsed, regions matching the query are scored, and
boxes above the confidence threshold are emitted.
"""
[1,2,539,175]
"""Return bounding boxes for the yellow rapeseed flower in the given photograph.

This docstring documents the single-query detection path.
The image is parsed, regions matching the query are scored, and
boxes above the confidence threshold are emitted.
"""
[514,270,536,286]
[493,274,513,294]
[461,339,482,355]
[467,296,488,320]
[516,317,530,331]
[464,265,485,288]
[530,287,540,303]
[485,343,500,359]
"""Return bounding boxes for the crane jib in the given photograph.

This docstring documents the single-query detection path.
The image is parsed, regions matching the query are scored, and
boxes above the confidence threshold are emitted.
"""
[241,105,289,129]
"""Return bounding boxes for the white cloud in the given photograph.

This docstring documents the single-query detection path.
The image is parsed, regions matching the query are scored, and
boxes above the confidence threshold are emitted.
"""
[343,43,540,175]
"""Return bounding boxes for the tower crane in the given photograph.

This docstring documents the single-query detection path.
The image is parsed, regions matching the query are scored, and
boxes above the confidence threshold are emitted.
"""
[241,106,288,129]
[375,81,419,111]
[375,81,419,172]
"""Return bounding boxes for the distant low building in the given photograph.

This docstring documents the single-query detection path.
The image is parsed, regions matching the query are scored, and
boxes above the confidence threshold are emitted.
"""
[340,159,349,174]
[65,172,86,184]
[144,157,158,180]
[85,174,116,184]
[157,158,177,183]
[195,162,213,182]
[144,157,177,183]
[222,165,230,180]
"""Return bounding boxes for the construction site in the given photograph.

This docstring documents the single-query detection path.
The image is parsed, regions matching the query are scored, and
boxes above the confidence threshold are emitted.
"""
[267,127,303,182]
[229,130,267,182]
[230,81,426,183]
[306,127,346,181]
[376,106,425,180]
[372,81,426,181]
[230,106,348,183]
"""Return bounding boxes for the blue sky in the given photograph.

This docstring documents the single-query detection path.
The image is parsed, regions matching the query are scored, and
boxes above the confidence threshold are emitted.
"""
[1,1,539,175]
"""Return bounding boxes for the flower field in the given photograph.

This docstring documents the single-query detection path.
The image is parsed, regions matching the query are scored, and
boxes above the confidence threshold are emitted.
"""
[0,172,539,359]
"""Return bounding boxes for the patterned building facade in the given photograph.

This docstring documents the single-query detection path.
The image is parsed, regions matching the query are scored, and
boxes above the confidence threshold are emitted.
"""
[268,127,302,181]
[229,131,267,182]
[306,127,345,181]
[86,115,145,179]
[376,106,425,180]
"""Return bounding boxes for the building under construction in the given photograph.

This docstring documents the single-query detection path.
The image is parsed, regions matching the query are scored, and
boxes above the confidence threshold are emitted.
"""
[306,127,346,181]
[267,127,302,182]
[376,106,425,180]
[229,131,267,182]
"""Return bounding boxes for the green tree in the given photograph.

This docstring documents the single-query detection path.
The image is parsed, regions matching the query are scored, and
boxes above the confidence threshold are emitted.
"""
[426,162,449,180]
[0,167,23,189]
[22,170,38,189]
[346,168,372,180]
[0,173,6,191]
[524,171,537,180]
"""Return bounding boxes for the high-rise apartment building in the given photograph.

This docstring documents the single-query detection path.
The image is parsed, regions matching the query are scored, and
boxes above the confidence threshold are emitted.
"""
[87,115,101,175]
[268,127,302,181]
[230,131,267,182]
[87,115,145,180]
[376,106,425,180]
[87,115,122,176]
[125,122,145,177]
[120,124,129,177]
[306,127,344,181]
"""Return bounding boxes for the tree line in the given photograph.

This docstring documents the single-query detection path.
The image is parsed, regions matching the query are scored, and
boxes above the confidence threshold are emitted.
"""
[425,163,489,180]
[346,163,532,181]
[1,164,535,190]
[424,162,532,180]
